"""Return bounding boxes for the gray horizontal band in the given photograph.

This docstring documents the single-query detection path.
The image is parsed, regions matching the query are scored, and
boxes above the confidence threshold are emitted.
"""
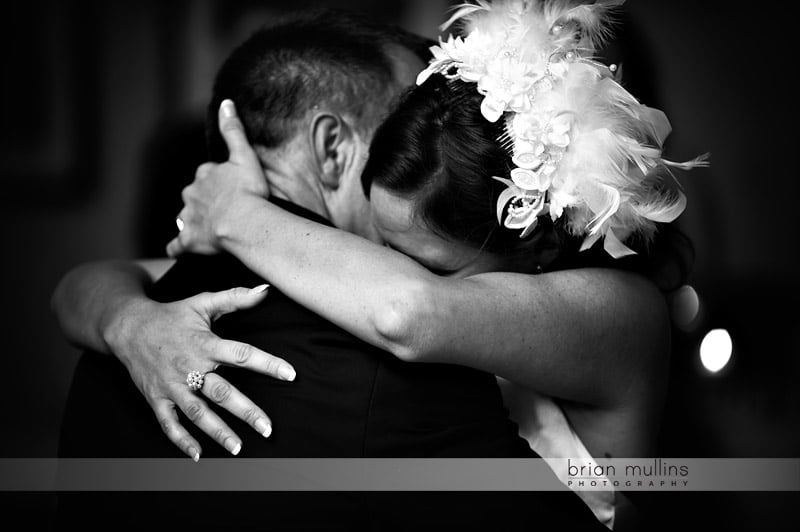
[0,458,797,491]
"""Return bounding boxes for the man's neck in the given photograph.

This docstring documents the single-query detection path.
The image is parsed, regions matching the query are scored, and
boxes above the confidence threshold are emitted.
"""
[255,144,332,222]
[269,185,329,221]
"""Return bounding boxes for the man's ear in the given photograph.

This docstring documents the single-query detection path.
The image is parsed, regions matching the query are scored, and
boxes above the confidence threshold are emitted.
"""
[310,112,352,189]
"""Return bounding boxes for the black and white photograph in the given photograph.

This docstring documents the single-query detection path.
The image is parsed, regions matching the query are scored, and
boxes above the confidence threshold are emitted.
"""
[1,1,797,530]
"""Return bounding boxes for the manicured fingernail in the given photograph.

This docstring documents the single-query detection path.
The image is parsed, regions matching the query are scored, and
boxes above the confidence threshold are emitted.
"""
[221,99,235,117]
[278,365,296,382]
[224,437,241,456]
[255,418,272,438]
[250,284,269,295]
[189,446,200,462]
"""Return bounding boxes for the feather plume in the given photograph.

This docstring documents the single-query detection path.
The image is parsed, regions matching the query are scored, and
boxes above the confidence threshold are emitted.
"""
[439,1,490,32]
[417,0,708,257]
[633,190,687,224]
[543,0,626,51]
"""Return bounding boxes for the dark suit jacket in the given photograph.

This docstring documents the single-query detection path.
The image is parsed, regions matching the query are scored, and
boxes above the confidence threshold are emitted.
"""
[57,198,607,530]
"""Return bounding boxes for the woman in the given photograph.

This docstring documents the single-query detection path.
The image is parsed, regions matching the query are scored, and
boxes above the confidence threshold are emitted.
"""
[168,1,705,527]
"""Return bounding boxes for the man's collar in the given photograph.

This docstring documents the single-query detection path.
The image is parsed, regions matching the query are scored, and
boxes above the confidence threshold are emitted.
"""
[268,196,335,228]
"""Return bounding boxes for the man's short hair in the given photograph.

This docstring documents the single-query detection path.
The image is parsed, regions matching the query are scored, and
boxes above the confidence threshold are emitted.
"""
[206,8,433,161]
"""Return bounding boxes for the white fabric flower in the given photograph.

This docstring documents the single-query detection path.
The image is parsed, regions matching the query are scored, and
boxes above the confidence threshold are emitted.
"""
[508,109,572,193]
[492,176,547,236]
[512,141,545,169]
[477,58,536,121]
[510,167,551,191]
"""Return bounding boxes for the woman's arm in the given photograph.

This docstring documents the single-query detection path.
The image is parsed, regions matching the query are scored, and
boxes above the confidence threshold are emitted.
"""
[51,259,172,353]
[168,101,670,408]
[214,196,669,407]
[168,103,669,408]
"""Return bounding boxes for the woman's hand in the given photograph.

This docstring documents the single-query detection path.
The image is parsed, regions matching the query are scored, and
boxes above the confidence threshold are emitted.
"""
[104,284,296,460]
[168,99,267,257]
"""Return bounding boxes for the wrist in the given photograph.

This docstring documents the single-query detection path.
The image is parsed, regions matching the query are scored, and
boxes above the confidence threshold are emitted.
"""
[216,193,272,251]
[99,292,154,360]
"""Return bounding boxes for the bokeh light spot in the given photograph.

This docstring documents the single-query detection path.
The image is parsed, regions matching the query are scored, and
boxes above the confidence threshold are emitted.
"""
[671,284,701,331]
[700,328,732,373]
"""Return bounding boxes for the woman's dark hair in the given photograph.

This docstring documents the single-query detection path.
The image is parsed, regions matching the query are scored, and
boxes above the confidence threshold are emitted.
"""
[362,73,693,289]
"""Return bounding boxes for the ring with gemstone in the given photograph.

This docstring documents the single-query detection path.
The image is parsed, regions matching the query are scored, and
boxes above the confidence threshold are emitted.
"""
[186,370,205,392]
[176,216,185,232]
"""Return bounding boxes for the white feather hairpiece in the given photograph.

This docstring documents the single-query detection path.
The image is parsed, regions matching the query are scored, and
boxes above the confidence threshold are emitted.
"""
[416,0,708,258]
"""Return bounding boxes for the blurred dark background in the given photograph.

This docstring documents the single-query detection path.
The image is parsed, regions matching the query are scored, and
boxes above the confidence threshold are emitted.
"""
[0,0,797,530]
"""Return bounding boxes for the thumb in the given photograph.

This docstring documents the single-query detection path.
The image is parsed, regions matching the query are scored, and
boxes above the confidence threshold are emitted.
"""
[218,99,259,167]
[201,284,270,320]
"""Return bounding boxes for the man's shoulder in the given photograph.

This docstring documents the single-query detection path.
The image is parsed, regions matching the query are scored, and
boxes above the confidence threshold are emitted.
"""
[147,253,264,302]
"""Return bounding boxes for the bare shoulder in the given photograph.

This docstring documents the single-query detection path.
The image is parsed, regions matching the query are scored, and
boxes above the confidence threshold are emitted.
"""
[560,269,673,457]
[590,268,672,383]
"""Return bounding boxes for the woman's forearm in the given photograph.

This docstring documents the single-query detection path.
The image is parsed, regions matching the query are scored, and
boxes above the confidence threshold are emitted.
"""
[217,197,670,406]
[51,260,166,354]
[217,196,436,355]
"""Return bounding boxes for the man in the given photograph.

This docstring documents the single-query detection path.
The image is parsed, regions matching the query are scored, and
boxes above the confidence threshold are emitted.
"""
[53,8,608,530]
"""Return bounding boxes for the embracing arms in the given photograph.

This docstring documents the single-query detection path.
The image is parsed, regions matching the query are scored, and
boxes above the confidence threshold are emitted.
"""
[51,101,670,460]
[195,196,669,408]
[169,101,672,410]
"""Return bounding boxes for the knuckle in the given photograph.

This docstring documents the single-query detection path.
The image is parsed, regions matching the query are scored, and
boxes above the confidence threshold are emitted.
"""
[177,436,194,451]
[200,335,219,358]
[158,417,173,436]
[193,291,212,303]
[241,407,259,424]
[142,382,160,402]
[230,286,249,298]
[181,185,192,202]
[213,427,228,444]
[192,334,215,356]
[232,343,252,365]
[209,381,232,404]
[263,356,280,376]
[221,118,241,133]
[184,401,206,422]
[195,163,211,180]
[171,353,191,373]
